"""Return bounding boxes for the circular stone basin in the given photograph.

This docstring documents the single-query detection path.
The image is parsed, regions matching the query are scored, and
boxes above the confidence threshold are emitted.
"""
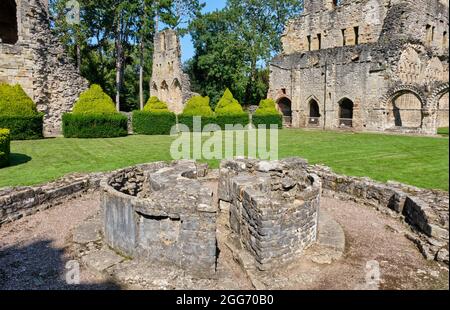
[100,161,218,277]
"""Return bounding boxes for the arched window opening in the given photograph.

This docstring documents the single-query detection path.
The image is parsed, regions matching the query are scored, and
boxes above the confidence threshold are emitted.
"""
[170,78,182,104]
[308,99,321,126]
[277,97,292,127]
[339,98,354,127]
[160,80,169,102]
[0,0,19,44]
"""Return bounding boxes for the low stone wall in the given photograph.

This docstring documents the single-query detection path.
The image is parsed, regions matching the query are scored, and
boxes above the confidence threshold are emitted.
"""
[101,161,218,278]
[219,158,321,271]
[0,174,99,226]
[0,162,175,227]
[310,165,449,264]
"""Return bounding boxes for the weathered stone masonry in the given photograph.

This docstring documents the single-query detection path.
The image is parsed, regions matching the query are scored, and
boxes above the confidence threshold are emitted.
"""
[219,158,322,270]
[0,0,88,136]
[150,29,195,114]
[269,0,449,134]
[0,159,448,265]
[101,161,218,277]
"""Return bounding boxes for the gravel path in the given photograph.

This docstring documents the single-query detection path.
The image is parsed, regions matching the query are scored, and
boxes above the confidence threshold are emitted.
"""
[0,191,447,290]
[0,192,118,290]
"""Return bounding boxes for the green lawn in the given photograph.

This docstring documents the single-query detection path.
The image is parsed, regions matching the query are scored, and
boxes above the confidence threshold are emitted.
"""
[0,129,448,191]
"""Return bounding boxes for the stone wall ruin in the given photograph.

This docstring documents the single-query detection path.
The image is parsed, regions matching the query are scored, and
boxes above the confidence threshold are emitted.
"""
[0,0,88,136]
[150,29,195,114]
[269,0,449,135]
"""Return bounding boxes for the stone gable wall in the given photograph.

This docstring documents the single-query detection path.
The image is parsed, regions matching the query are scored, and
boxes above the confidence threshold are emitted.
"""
[150,29,195,114]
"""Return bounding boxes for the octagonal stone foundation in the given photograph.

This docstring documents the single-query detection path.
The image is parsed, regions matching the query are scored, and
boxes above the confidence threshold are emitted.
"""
[100,161,218,277]
[219,158,322,271]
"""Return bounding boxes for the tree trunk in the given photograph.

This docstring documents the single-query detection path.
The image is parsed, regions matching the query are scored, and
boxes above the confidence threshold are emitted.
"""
[139,38,144,110]
[115,15,123,111]
[76,43,81,74]
[245,58,257,104]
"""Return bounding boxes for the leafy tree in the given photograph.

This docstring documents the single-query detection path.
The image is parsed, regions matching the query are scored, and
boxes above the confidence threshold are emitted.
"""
[49,0,202,112]
[188,0,304,107]
[187,10,248,108]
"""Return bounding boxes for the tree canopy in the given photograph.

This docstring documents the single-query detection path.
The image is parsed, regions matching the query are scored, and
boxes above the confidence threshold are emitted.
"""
[49,0,304,111]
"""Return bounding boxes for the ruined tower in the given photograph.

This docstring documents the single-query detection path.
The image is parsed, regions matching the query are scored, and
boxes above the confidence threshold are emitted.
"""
[0,0,88,137]
[150,29,193,114]
[269,0,449,135]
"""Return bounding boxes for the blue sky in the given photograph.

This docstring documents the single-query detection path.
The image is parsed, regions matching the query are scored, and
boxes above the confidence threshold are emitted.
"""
[180,0,227,62]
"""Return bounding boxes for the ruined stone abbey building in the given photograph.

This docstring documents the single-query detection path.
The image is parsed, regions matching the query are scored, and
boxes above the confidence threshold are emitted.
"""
[150,29,194,114]
[0,0,88,136]
[269,0,449,134]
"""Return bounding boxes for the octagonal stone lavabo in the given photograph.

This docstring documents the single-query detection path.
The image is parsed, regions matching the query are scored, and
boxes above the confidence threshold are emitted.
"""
[219,158,322,271]
[100,161,217,278]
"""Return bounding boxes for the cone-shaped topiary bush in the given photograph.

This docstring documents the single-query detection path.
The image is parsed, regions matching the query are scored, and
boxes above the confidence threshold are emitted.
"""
[178,96,216,131]
[215,88,245,116]
[214,89,248,129]
[72,84,118,115]
[63,84,128,138]
[0,83,43,140]
[143,97,170,113]
[182,95,214,117]
[252,98,282,129]
[133,97,176,135]
[0,83,38,116]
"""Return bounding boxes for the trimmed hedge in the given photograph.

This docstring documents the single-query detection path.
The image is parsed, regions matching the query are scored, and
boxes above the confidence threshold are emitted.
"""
[252,114,283,129]
[0,129,10,168]
[252,99,283,129]
[62,113,128,138]
[215,114,249,130]
[0,83,44,140]
[178,115,217,132]
[0,114,44,140]
[133,111,176,135]
[64,85,127,138]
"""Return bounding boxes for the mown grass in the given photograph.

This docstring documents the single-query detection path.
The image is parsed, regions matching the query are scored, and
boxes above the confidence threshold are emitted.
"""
[0,129,448,191]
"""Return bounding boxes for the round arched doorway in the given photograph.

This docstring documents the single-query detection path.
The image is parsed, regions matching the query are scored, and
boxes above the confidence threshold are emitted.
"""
[277,97,292,126]
[338,98,354,127]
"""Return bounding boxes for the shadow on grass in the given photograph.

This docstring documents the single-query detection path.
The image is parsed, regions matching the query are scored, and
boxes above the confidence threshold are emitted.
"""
[0,240,122,290]
[8,153,32,167]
